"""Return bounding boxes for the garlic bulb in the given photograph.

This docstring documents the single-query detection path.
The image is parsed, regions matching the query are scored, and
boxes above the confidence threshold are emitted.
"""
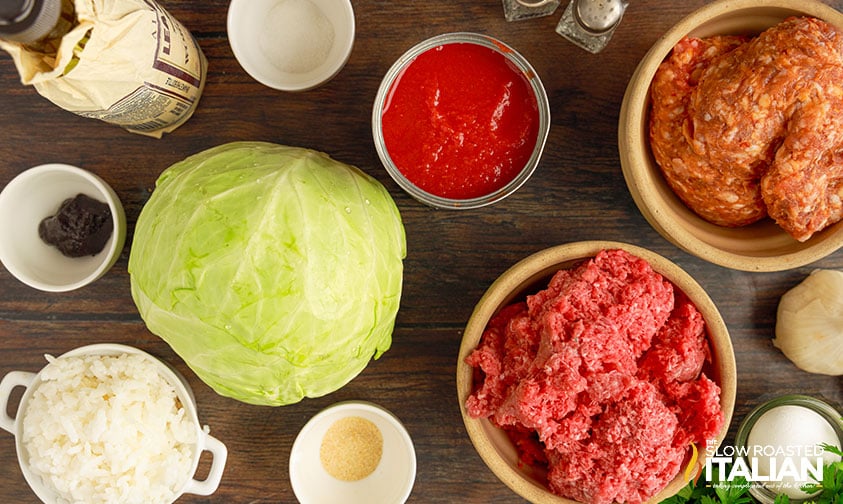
[774,269,843,376]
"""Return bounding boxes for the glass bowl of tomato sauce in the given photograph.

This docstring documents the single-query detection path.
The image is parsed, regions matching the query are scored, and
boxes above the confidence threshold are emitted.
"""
[372,32,551,210]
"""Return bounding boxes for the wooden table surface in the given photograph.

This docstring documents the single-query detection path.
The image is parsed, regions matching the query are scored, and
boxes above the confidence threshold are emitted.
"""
[1,1,841,503]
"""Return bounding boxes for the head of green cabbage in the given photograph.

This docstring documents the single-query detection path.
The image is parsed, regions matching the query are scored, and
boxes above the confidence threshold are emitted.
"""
[129,142,406,406]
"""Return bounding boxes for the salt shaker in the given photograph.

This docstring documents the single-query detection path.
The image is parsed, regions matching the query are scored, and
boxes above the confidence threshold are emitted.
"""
[502,0,561,22]
[556,0,628,53]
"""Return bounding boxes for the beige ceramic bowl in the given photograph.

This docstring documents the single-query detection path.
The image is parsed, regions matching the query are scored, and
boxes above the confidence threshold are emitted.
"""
[456,241,736,504]
[618,0,843,272]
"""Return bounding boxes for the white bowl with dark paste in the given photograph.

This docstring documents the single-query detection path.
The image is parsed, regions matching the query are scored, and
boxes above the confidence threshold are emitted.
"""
[0,163,126,291]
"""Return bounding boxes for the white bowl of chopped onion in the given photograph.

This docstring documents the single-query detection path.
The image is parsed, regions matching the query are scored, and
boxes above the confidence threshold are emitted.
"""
[0,343,227,504]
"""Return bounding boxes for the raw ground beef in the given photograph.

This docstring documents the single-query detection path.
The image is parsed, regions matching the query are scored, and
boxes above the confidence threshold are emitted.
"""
[649,17,843,241]
[465,249,724,504]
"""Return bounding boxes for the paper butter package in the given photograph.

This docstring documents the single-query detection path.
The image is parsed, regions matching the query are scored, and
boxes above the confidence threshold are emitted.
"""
[0,0,207,138]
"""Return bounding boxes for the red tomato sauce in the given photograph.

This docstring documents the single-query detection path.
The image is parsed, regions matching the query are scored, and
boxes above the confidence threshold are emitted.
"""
[381,42,540,200]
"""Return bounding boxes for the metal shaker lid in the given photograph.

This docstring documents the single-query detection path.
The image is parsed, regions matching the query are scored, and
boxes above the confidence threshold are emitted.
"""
[0,0,62,43]
[575,0,625,34]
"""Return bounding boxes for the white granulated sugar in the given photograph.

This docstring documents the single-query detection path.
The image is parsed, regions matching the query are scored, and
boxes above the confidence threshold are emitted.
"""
[21,353,197,504]
[259,0,336,74]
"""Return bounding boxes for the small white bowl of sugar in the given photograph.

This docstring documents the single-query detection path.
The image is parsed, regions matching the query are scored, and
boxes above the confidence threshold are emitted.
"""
[228,0,355,91]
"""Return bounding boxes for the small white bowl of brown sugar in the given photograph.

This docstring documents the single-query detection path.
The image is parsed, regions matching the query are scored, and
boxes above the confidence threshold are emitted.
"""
[289,401,416,504]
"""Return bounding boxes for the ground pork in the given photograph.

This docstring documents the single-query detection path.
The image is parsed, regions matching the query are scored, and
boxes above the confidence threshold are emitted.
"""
[649,17,843,241]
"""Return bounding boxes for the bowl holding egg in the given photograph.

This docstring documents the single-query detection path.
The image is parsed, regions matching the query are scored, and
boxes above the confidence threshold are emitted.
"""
[619,0,843,271]
[734,394,843,504]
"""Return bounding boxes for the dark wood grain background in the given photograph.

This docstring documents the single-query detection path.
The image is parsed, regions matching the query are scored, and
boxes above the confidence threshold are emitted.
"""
[1,1,841,503]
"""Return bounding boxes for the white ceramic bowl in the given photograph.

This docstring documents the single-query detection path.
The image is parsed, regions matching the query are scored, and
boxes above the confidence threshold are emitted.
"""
[0,343,227,503]
[0,163,127,291]
[227,0,355,91]
[290,401,416,504]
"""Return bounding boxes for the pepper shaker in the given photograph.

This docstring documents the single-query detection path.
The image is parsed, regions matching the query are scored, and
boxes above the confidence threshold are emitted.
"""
[556,0,628,53]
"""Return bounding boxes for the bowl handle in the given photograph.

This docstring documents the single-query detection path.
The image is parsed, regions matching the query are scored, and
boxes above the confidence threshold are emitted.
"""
[0,371,36,434]
[183,431,228,496]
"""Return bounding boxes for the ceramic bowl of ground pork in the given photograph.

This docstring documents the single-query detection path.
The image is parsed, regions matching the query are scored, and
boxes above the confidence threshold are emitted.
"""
[0,343,227,504]
[619,0,843,272]
[456,241,736,504]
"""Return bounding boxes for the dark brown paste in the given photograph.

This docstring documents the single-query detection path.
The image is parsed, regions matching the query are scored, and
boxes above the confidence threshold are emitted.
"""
[38,193,113,257]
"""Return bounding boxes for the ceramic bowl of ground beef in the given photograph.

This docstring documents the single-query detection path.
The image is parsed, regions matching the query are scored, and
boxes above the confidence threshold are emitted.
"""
[618,0,843,272]
[456,241,736,504]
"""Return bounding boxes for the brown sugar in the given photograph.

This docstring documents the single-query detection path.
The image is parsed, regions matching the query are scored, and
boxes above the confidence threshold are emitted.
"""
[319,416,383,481]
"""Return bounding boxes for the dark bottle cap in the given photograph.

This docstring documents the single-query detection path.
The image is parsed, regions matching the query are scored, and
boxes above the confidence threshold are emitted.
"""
[0,0,61,43]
